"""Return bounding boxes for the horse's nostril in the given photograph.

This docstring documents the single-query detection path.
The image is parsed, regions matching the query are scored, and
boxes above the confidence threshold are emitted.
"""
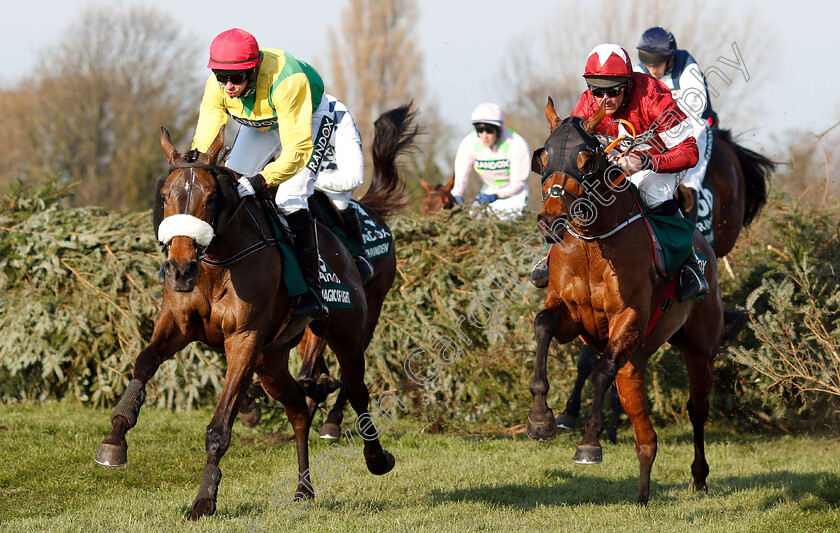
[184,261,199,279]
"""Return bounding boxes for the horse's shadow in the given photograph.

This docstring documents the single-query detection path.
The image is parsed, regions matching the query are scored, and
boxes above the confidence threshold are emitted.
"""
[431,469,840,509]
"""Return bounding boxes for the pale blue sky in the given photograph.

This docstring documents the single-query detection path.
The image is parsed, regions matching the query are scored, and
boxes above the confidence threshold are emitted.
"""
[4,0,838,160]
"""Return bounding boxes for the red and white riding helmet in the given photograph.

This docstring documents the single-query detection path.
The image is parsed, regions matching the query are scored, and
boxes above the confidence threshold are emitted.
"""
[207,28,262,70]
[583,44,632,87]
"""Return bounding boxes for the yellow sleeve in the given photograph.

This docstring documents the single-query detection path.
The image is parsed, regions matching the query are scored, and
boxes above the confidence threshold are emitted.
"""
[260,71,314,186]
[192,74,229,152]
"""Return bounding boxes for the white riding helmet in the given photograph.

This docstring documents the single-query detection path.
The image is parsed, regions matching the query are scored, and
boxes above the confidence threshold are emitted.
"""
[470,102,504,127]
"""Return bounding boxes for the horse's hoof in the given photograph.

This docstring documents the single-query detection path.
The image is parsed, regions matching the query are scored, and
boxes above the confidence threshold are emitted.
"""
[555,412,577,430]
[188,498,216,521]
[319,422,341,440]
[94,441,127,467]
[526,416,557,442]
[573,444,603,464]
[365,450,395,475]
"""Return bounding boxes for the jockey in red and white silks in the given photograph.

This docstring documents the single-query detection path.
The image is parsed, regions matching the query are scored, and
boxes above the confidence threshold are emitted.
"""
[572,46,698,209]
[453,102,531,220]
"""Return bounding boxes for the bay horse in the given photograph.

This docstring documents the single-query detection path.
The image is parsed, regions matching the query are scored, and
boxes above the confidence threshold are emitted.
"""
[556,121,775,435]
[292,104,418,439]
[418,175,456,216]
[527,98,727,504]
[94,120,396,520]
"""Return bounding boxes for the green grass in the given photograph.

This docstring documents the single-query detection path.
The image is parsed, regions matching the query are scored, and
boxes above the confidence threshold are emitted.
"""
[0,402,838,532]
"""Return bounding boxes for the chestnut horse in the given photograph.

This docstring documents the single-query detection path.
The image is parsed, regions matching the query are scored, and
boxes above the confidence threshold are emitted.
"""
[293,104,418,439]
[527,99,727,504]
[418,175,456,216]
[94,121,396,520]
[557,122,774,435]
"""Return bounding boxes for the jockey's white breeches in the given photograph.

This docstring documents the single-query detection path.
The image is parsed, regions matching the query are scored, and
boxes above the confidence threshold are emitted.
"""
[629,168,686,209]
[474,184,528,221]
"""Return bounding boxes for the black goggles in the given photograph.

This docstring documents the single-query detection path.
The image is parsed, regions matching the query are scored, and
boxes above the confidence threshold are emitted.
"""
[474,123,499,134]
[588,82,628,98]
[214,71,249,85]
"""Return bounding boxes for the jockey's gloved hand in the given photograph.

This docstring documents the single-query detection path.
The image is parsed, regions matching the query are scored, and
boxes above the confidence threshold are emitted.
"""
[236,174,267,198]
[454,195,464,205]
[476,192,498,205]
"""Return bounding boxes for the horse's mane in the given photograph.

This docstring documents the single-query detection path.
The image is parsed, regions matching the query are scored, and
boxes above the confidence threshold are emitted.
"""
[359,103,419,218]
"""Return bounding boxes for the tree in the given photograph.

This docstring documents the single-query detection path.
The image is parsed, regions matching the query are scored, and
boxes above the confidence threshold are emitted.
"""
[324,0,449,191]
[0,6,200,210]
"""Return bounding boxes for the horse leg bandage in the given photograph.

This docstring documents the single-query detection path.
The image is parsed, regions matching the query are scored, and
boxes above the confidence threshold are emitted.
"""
[193,464,222,504]
[110,379,146,428]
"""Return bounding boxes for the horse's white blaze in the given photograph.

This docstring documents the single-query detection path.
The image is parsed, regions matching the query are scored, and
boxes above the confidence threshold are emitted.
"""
[157,214,215,246]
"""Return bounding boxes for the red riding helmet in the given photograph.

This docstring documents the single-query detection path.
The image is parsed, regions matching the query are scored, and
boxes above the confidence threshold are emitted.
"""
[583,44,632,86]
[207,28,262,70]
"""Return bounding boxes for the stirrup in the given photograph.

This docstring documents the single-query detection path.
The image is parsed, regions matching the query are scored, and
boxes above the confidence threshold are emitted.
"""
[291,290,329,320]
[677,259,710,302]
[529,259,549,288]
[354,255,374,285]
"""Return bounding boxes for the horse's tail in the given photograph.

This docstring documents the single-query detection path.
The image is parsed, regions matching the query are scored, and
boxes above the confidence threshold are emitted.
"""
[715,128,775,227]
[359,102,419,218]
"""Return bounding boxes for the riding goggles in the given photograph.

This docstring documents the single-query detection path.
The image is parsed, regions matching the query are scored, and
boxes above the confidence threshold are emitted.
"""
[475,123,499,134]
[214,70,249,85]
[588,82,628,98]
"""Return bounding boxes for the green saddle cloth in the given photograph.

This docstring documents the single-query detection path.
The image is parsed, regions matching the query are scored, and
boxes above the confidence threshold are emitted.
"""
[308,192,393,261]
[646,214,696,279]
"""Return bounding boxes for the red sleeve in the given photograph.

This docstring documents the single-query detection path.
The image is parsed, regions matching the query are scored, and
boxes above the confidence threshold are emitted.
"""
[641,76,699,173]
[649,136,698,173]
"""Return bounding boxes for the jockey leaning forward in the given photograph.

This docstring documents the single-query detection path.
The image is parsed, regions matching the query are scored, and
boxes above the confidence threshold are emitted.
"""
[452,102,531,221]
[192,28,332,319]
[635,26,717,223]
[530,43,709,303]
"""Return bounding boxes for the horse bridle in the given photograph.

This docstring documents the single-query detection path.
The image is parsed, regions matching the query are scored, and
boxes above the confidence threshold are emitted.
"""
[160,159,282,266]
[538,119,645,242]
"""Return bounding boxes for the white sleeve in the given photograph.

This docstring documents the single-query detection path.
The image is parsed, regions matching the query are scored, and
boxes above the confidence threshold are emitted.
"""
[452,134,477,197]
[314,109,364,194]
[495,132,531,198]
[675,63,710,138]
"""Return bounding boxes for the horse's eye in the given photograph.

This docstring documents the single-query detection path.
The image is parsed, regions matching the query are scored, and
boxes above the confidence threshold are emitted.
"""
[159,193,167,204]
[206,194,217,204]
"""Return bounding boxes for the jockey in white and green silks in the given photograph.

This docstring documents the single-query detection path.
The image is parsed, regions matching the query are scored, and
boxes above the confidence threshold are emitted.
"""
[452,102,531,221]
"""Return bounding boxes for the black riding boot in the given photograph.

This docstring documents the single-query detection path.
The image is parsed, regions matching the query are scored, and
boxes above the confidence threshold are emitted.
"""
[286,210,329,320]
[339,207,373,285]
[678,248,710,302]
[653,200,709,302]
[529,257,549,288]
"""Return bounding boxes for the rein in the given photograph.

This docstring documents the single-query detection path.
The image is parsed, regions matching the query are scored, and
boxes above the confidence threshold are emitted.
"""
[164,160,285,267]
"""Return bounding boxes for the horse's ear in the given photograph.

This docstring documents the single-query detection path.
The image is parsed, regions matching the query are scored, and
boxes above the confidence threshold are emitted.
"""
[419,177,433,192]
[442,174,455,193]
[545,97,562,131]
[160,127,180,166]
[576,151,595,175]
[532,147,548,175]
[205,125,226,165]
[582,102,606,135]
